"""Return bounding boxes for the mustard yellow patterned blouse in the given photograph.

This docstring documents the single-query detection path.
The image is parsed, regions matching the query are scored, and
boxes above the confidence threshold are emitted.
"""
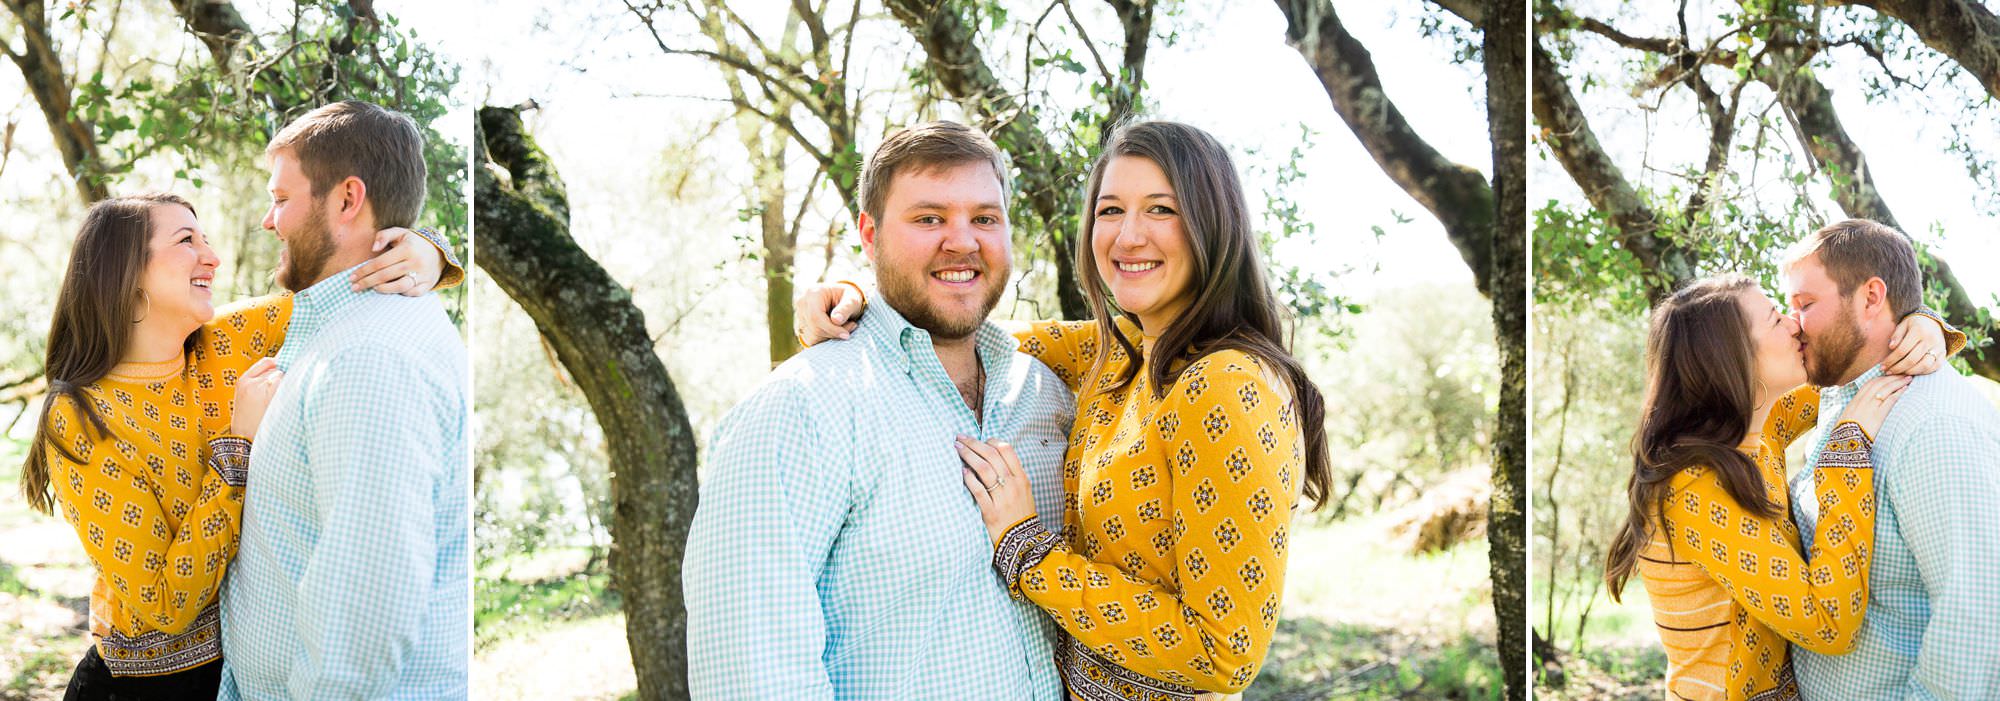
[44,294,290,676]
[992,319,1304,700]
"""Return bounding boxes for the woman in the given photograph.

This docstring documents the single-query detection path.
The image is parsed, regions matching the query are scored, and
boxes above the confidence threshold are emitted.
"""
[1601,274,1961,701]
[797,121,1328,700]
[17,193,461,700]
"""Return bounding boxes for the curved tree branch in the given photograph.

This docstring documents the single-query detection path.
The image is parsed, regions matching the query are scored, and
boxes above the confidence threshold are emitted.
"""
[1836,0,2000,100]
[3,0,109,204]
[1273,0,1496,297]
[1530,39,1691,302]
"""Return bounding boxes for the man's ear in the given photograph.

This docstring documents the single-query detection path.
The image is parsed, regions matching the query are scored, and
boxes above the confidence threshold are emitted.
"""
[1861,277,1891,318]
[333,176,369,225]
[858,212,879,262]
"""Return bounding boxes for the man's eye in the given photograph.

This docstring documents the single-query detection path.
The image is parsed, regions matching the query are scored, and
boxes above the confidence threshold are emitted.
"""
[973,216,997,225]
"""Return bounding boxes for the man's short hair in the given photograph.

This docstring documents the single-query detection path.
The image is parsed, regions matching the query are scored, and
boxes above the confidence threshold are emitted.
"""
[1782,219,1924,317]
[267,100,428,228]
[858,121,1010,222]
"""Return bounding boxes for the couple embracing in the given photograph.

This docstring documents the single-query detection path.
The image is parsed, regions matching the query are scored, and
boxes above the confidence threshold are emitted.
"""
[683,119,1328,700]
[20,101,470,700]
[1610,221,2000,700]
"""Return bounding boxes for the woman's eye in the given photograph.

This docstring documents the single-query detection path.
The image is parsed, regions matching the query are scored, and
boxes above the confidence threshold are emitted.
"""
[1148,205,1176,215]
[1096,206,1123,217]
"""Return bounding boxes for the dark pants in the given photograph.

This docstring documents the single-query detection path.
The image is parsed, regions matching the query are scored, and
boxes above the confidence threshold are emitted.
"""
[64,646,220,701]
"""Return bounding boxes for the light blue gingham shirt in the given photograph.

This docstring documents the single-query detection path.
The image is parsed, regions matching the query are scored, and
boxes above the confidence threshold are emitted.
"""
[683,296,1072,700]
[219,264,470,700]
[1791,363,2000,700]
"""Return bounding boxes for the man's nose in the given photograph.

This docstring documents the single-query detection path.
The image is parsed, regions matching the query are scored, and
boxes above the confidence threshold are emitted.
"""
[940,219,977,253]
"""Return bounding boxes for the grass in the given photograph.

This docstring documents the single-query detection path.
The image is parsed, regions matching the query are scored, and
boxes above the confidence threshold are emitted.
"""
[474,567,618,649]
[1532,575,1666,700]
[1,436,91,701]
[474,513,1506,700]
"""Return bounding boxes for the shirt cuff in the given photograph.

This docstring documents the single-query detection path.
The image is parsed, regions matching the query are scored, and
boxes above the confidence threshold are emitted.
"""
[416,226,465,289]
[1819,420,1875,467]
[207,436,251,487]
[991,516,1060,599]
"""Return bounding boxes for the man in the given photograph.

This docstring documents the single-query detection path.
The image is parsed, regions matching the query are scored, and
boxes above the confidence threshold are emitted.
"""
[682,121,1072,699]
[218,100,470,700]
[1783,219,2000,700]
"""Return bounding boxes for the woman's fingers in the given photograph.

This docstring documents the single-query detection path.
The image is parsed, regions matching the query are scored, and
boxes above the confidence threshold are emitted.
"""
[830,287,865,326]
[992,441,1024,482]
[961,468,994,510]
[353,260,417,293]
[795,285,852,345]
[956,438,998,487]
[244,357,279,379]
[371,226,414,252]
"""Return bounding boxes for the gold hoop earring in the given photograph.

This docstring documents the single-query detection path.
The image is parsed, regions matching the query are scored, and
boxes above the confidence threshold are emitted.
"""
[132,290,150,324]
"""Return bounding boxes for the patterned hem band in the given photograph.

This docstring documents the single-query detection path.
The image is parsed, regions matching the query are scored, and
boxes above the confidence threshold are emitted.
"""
[1818,421,1874,469]
[98,603,223,677]
[1746,659,1800,701]
[992,517,1060,597]
[208,436,251,487]
[1060,635,1200,701]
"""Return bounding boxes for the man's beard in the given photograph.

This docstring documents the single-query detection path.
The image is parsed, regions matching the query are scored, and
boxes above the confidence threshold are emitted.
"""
[876,260,1006,341]
[1805,300,1867,386]
[276,198,337,292]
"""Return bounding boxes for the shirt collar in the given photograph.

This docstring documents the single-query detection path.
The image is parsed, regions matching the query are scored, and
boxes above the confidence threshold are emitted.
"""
[1830,363,1889,401]
[275,263,374,369]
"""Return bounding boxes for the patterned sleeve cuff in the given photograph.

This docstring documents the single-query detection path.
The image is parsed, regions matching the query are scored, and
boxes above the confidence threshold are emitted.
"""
[991,516,1060,599]
[1903,306,1965,358]
[416,227,465,290]
[207,436,251,487]
[1817,421,1875,468]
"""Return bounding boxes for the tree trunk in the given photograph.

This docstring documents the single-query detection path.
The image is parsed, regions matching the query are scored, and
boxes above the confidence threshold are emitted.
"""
[1482,1,1527,698]
[3,0,110,205]
[759,150,800,365]
[476,106,699,701]
[883,0,1092,320]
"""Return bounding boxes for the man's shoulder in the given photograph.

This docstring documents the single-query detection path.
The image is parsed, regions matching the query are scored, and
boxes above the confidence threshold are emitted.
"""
[1876,369,2000,478]
[1888,369,2000,432]
[319,295,461,353]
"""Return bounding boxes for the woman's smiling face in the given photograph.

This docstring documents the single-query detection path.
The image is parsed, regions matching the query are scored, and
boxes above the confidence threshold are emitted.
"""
[1091,155,1197,335]
[136,203,221,331]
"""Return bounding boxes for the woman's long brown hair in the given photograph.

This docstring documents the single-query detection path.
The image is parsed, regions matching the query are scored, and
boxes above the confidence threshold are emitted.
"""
[1604,274,1777,600]
[1076,120,1333,509]
[20,193,196,514]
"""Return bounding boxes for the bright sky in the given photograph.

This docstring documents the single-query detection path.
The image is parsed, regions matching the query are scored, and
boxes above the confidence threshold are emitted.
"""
[1532,0,2000,304]
[450,0,1488,302]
